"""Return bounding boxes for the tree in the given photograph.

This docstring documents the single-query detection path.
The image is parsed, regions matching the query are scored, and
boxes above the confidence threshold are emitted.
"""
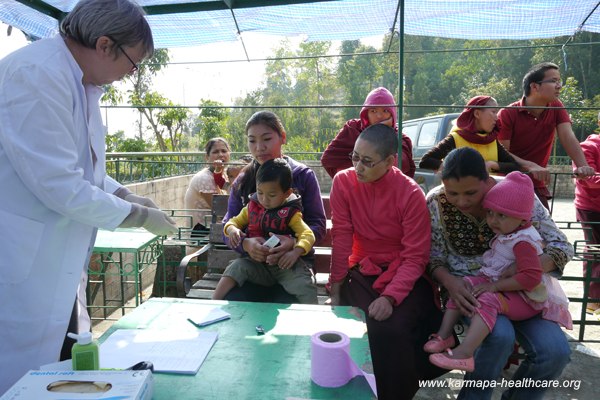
[190,99,230,147]
[337,40,380,121]
[104,49,190,151]
[105,130,146,152]
[157,101,190,151]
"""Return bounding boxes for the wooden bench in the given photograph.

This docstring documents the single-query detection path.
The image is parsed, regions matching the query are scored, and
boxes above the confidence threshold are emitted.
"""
[176,195,332,304]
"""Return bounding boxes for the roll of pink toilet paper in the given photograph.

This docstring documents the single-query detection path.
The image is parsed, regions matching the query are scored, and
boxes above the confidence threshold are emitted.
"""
[310,331,377,396]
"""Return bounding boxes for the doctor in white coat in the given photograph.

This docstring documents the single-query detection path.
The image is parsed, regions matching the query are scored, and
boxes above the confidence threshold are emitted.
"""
[0,0,177,393]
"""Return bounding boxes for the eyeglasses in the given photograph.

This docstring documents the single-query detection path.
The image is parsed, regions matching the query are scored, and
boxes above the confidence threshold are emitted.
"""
[349,151,385,168]
[118,45,139,73]
[107,36,138,73]
[537,79,562,87]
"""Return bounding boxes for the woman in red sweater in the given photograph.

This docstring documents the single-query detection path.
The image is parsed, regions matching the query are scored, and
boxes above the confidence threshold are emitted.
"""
[329,124,444,400]
[321,86,415,178]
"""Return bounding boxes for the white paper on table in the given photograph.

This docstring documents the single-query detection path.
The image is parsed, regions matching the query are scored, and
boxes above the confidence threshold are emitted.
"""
[100,329,218,375]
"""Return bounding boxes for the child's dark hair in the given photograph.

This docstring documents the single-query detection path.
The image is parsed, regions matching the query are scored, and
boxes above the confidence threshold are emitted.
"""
[256,158,292,191]
[441,147,489,182]
[236,111,287,204]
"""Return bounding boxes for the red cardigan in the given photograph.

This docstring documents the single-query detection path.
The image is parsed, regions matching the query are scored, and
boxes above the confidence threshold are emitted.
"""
[329,166,430,305]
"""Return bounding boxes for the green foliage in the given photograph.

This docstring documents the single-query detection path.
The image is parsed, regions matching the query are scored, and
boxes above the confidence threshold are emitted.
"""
[189,99,231,149]
[103,49,190,152]
[105,32,600,165]
[560,77,594,142]
[105,130,146,152]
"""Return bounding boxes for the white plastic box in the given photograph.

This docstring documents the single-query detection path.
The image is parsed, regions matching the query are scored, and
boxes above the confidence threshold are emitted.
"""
[1,370,153,400]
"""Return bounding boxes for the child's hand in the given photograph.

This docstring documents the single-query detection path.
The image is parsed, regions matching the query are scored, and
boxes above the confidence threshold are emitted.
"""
[471,282,498,297]
[278,247,303,269]
[227,227,245,248]
[265,234,295,265]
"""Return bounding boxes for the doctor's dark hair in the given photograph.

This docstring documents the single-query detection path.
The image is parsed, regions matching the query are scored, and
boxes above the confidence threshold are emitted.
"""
[523,62,559,96]
[60,0,154,58]
[236,111,287,204]
[441,147,489,182]
[256,158,292,192]
[357,123,398,159]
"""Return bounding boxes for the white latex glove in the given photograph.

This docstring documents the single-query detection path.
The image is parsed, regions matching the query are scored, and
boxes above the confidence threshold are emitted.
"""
[143,208,178,235]
[125,193,159,209]
[120,205,177,236]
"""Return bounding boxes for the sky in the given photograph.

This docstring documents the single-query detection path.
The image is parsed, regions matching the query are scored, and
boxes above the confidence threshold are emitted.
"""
[1,22,382,138]
[0,22,295,136]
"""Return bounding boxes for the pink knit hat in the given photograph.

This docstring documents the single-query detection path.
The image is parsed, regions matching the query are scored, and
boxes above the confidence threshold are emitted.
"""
[483,171,534,220]
[359,87,397,128]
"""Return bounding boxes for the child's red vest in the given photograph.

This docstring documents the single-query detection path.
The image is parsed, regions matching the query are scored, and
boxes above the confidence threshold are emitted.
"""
[246,195,302,239]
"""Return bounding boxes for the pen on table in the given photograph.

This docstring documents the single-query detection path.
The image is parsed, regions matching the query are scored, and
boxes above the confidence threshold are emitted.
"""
[187,317,229,328]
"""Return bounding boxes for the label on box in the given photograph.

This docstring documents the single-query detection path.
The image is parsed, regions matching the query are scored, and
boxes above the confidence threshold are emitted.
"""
[1,370,153,400]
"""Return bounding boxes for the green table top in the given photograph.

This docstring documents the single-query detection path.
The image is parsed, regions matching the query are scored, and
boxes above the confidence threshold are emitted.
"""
[93,228,160,253]
[100,298,375,400]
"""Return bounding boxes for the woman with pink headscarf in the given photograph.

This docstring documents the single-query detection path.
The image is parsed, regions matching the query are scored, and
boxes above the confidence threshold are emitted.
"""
[419,95,520,174]
[321,87,416,178]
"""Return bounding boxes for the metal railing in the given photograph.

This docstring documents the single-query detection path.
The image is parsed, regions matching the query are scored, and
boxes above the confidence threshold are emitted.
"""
[555,221,600,342]
[106,152,324,183]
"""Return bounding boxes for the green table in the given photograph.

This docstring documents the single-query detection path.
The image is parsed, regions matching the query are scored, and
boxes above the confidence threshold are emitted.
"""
[87,228,164,319]
[100,298,375,399]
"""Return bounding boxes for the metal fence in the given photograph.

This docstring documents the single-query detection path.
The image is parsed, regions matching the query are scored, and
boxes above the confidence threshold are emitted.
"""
[107,152,574,184]
[107,152,324,183]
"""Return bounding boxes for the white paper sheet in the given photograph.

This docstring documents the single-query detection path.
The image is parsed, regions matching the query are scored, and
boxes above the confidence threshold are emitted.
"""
[100,329,218,375]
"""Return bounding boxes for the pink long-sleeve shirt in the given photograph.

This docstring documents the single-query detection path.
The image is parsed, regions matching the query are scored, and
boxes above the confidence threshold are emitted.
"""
[330,166,430,305]
[574,133,600,213]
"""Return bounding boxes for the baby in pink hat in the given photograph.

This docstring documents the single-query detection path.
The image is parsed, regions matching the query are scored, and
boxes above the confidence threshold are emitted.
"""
[424,171,572,372]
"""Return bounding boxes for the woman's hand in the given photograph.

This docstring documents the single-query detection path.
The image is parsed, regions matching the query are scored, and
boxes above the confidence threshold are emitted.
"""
[471,282,497,297]
[444,275,480,317]
[265,234,296,265]
[485,160,499,172]
[368,296,393,321]
[242,237,269,263]
[212,159,225,174]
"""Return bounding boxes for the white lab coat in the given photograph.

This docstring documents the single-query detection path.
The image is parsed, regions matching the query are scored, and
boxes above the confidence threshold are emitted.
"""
[0,36,131,394]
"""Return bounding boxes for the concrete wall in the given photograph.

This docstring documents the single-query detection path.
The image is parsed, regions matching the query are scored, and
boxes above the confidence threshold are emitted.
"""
[123,164,334,211]
[124,162,573,211]
[125,175,194,210]
[548,165,576,199]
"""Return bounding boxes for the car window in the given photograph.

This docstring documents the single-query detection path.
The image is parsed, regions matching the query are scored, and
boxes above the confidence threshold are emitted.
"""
[402,124,419,143]
[417,120,440,147]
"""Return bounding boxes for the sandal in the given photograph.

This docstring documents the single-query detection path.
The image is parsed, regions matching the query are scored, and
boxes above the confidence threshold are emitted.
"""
[429,349,475,372]
[423,333,456,353]
[586,303,600,314]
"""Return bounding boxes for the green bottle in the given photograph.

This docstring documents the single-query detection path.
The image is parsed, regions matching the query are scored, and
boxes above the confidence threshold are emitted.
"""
[67,332,100,370]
